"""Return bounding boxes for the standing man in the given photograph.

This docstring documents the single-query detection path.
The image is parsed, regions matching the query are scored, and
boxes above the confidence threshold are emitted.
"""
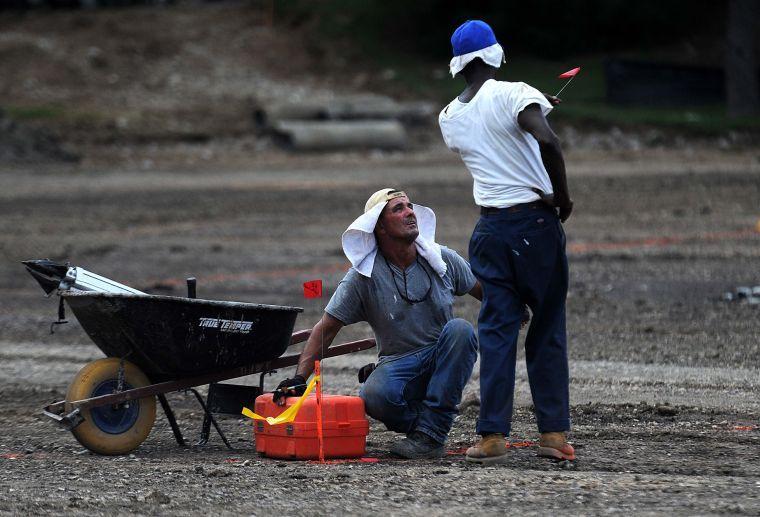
[276,188,481,459]
[438,20,575,463]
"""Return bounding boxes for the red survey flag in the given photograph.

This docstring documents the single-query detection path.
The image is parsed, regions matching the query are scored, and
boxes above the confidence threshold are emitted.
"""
[558,67,581,79]
[303,279,323,298]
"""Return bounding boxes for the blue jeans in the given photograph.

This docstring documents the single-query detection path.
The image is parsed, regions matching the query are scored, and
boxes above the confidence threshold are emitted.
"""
[469,203,570,436]
[359,318,478,444]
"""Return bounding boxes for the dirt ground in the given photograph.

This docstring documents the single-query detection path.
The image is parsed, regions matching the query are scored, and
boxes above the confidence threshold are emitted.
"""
[1,4,759,515]
[0,146,759,515]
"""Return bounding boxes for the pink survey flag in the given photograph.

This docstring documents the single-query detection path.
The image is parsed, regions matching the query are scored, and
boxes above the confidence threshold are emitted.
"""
[558,67,581,79]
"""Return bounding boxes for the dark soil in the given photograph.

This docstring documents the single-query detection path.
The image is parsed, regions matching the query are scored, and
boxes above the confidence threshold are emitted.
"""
[1,156,758,515]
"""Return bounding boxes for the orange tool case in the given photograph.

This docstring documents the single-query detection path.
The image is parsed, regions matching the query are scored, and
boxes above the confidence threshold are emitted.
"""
[253,393,369,460]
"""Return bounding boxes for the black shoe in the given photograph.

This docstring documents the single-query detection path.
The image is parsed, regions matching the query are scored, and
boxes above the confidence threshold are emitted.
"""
[389,431,445,459]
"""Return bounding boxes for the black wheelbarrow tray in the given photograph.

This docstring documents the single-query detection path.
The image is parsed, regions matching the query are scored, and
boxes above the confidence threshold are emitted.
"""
[41,291,375,456]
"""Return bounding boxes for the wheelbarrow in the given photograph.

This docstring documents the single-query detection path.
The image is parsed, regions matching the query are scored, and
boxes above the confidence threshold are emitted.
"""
[24,259,374,456]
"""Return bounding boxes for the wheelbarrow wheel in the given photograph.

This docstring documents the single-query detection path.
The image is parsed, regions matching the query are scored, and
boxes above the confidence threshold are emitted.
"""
[65,358,156,456]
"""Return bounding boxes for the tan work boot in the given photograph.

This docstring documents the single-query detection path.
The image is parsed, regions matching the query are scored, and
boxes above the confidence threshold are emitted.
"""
[465,433,508,464]
[537,432,576,461]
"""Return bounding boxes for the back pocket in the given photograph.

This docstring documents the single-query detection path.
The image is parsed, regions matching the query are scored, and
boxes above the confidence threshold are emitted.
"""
[517,215,553,239]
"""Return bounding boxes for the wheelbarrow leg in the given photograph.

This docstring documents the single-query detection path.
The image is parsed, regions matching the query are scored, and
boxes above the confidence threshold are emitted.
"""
[188,388,233,450]
[157,394,186,447]
[198,384,215,446]
[199,416,211,446]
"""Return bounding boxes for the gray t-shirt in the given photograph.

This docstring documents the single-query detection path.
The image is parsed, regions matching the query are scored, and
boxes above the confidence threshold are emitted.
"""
[325,246,476,357]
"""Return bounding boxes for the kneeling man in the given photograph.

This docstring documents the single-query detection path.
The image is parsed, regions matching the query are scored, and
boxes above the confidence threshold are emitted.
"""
[277,188,481,459]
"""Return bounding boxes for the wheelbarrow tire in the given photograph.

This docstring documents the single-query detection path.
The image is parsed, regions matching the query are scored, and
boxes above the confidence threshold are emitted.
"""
[65,358,156,456]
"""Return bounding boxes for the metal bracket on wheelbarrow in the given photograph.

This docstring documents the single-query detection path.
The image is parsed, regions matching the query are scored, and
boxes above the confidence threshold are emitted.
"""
[42,405,84,431]
[196,383,263,447]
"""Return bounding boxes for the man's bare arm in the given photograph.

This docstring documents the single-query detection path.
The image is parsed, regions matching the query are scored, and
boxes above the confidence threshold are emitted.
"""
[468,280,483,301]
[295,312,344,379]
[517,104,573,222]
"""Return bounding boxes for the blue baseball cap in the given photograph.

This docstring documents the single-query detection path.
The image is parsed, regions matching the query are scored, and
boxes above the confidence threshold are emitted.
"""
[448,20,505,77]
[451,20,498,56]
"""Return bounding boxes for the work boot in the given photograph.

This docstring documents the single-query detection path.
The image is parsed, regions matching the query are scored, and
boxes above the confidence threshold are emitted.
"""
[537,432,576,461]
[465,433,508,464]
[389,431,445,459]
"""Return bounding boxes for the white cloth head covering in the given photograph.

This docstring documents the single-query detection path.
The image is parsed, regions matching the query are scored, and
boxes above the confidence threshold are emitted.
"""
[342,188,447,278]
[449,42,506,77]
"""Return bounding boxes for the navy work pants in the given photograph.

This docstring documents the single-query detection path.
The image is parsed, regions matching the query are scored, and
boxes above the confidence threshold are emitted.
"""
[468,203,570,436]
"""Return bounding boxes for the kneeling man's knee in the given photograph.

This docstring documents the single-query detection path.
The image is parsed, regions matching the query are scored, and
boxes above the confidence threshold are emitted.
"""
[442,318,478,352]
[360,373,396,420]
[445,318,475,336]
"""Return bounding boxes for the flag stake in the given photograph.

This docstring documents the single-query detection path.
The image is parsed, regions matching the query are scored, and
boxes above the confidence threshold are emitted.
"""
[315,359,325,463]
[303,279,326,463]
[555,74,576,97]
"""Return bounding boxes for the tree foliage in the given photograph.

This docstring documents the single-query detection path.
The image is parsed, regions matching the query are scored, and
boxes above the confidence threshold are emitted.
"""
[277,0,725,60]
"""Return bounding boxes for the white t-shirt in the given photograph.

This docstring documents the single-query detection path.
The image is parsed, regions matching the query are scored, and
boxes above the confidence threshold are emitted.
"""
[438,79,554,208]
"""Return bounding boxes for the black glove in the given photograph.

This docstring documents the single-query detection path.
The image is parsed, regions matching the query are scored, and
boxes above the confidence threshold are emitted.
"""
[273,374,306,405]
[357,363,375,384]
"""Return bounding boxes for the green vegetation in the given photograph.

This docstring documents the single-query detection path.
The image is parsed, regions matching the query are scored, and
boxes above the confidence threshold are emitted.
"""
[5,105,67,121]
[359,54,759,135]
[552,103,760,134]
[275,0,758,135]
[379,55,605,104]
[4,105,112,128]
[275,0,722,60]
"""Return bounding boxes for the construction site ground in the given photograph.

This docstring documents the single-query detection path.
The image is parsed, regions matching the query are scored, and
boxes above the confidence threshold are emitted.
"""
[1,4,759,516]
[1,147,759,515]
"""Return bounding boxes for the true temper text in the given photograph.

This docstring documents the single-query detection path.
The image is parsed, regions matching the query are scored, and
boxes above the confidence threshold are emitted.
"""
[198,317,253,334]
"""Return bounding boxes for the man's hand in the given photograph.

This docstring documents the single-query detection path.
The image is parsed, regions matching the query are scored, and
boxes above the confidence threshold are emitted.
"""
[543,93,562,106]
[532,188,573,223]
[273,374,306,405]
[551,191,574,222]
[558,200,573,223]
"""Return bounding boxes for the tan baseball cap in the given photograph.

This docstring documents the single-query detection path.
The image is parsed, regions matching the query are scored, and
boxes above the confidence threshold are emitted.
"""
[364,188,408,213]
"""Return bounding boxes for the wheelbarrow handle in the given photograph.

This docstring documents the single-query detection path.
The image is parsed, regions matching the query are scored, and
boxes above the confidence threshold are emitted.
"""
[290,329,312,345]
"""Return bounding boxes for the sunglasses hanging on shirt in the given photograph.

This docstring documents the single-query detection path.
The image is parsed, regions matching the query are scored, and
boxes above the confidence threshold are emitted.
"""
[383,255,433,305]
